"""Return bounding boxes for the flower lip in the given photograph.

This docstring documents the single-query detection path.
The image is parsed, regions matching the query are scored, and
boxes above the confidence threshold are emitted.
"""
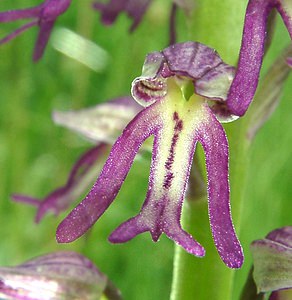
[132,41,238,122]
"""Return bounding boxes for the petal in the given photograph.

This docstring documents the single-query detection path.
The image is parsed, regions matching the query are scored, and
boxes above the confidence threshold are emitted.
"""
[93,0,152,32]
[278,0,292,39]
[195,64,235,101]
[197,104,243,268]
[0,21,38,45]
[0,251,109,299]
[53,96,142,144]
[131,52,168,107]
[0,6,42,22]
[287,57,292,67]
[162,42,223,80]
[12,144,108,223]
[227,0,292,116]
[111,89,207,257]
[266,226,292,248]
[33,20,55,61]
[34,0,71,61]
[40,0,72,21]
[56,103,161,243]
[251,227,292,293]
[132,42,236,107]
[109,129,204,256]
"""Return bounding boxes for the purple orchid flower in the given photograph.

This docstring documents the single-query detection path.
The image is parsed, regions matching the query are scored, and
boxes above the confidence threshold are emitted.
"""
[226,0,292,116]
[250,227,292,300]
[92,0,194,44]
[0,251,121,299]
[12,97,142,223]
[56,42,243,269]
[0,0,71,61]
[92,0,152,32]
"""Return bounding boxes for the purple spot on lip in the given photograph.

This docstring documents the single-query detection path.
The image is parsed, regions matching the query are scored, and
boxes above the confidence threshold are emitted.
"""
[163,112,183,189]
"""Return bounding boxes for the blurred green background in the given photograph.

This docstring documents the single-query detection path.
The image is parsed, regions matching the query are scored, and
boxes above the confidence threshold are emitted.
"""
[0,0,291,299]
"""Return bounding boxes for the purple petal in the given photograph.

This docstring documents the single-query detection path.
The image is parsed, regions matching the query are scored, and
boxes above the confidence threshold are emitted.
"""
[33,20,55,61]
[266,226,292,248]
[131,51,168,107]
[162,42,223,80]
[56,103,161,243]
[109,114,205,256]
[132,42,236,107]
[277,0,292,39]
[93,0,152,32]
[0,6,42,22]
[32,0,72,61]
[195,64,236,101]
[197,104,243,268]
[53,96,142,143]
[287,57,292,67]
[227,0,292,116]
[40,0,72,21]
[226,0,272,116]
[251,227,292,292]
[0,21,38,45]
[12,144,108,223]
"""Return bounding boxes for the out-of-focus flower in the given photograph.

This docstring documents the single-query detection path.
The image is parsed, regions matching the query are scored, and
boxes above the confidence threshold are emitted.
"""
[92,0,152,32]
[226,0,292,116]
[57,42,243,269]
[92,0,194,43]
[250,226,292,299]
[12,97,142,223]
[0,0,71,61]
[0,251,121,300]
[287,57,292,67]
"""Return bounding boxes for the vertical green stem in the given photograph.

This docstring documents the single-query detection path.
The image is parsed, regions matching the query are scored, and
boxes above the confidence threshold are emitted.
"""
[72,0,96,107]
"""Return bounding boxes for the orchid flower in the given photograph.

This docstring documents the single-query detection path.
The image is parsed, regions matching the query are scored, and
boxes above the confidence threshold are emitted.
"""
[250,227,292,300]
[0,0,71,61]
[12,97,142,223]
[92,0,194,44]
[56,42,243,269]
[92,0,152,32]
[226,0,292,116]
[0,251,121,300]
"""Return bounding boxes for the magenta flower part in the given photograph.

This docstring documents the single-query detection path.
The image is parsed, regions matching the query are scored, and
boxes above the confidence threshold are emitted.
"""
[57,42,243,269]
[12,144,108,223]
[92,0,152,32]
[0,251,112,299]
[226,0,292,116]
[287,57,292,67]
[0,0,71,61]
[12,96,141,223]
[251,227,292,295]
